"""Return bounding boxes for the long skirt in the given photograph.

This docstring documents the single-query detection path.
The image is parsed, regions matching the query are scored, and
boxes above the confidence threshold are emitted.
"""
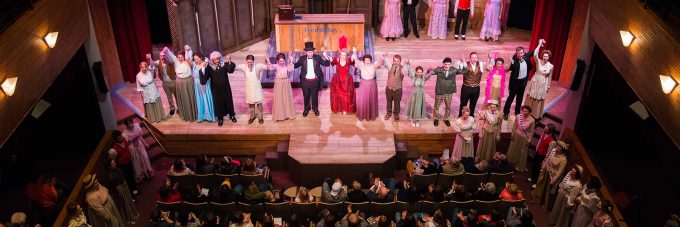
[477,129,498,161]
[112,183,139,224]
[525,96,545,119]
[406,87,427,120]
[452,134,475,160]
[130,143,154,182]
[175,77,198,121]
[87,194,125,227]
[572,204,596,227]
[356,79,378,121]
[531,171,549,204]
[548,191,573,227]
[506,131,529,171]
[194,77,215,122]
[143,97,166,123]
[272,77,296,121]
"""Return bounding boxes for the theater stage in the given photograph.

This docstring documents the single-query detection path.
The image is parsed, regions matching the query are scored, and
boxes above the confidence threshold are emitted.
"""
[116,28,564,186]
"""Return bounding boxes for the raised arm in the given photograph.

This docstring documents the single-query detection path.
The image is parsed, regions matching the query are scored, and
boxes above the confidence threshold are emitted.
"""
[319,53,331,66]
[166,48,179,65]
[146,53,159,67]
[224,54,236,73]
[533,39,543,64]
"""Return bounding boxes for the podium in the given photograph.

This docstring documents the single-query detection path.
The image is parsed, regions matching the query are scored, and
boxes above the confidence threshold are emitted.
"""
[274,14,365,52]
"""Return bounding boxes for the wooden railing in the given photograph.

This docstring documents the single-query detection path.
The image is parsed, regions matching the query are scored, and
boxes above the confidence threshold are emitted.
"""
[138,114,167,154]
[561,128,628,227]
[52,131,113,227]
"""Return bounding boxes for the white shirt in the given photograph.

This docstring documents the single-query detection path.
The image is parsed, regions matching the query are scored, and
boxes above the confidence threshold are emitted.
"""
[305,58,316,79]
[459,61,485,73]
[408,0,413,4]
[518,59,528,80]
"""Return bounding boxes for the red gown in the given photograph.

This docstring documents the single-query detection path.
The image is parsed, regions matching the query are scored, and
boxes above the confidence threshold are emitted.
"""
[330,58,356,113]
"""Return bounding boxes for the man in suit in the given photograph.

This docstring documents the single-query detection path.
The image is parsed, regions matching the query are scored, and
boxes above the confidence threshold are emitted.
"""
[503,46,534,120]
[294,42,331,117]
[429,57,464,127]
[402,0,420,38]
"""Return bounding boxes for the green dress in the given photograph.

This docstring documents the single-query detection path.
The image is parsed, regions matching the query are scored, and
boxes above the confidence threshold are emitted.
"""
[406,70,433,120]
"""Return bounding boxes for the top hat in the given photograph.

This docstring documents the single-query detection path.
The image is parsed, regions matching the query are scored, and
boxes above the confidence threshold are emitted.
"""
[304,42,315,51]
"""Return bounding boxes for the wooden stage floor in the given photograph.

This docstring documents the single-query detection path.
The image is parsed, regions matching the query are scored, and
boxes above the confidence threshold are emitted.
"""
[116,28,564,164]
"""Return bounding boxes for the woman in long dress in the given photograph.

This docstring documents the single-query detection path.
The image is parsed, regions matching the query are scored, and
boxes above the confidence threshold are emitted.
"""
[427,0,449,39]
[531,141,568,207]
[353,52,384,121]
[452,106,476,160]
[330,49,356,114]
[588,200,614,227]
[83,174,125,227]
[380,0,403,41]
[107,159,139,225]
[234,55,268,124]
[406,66,432,127]
[476,100,501,161]
[166,48,198,122]
[135,62,165,123]
[548,165,583,227]
[479,0,504,41]
[121,118,154,182]
[525,39,554,119]
[506,105,535,172]
[483,54,507,106]
[268,53,296,121]
[192,53,215,122]
[572,177,602,227]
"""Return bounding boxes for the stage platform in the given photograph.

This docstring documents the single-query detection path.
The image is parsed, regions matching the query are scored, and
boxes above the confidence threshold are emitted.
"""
[116,28,565,186]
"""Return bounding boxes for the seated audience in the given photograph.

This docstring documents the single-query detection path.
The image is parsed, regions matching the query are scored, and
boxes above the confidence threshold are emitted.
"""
[475,182,499,201]
[414,156,438,175]
[149,208,175,227]
[488,152,515,173]
[195,154,215,174]
[294,186,315,203]
[446,183,473,201]
[216,156,240,174]
[396,211,417,227]
[347,181,369,203]
[452,210,471,227]
[395,179,419,202]
[342,204,369,227]
[499,183,524,201]
[465,158,489,174]
[168,159,193,176]
[422,184,446,202]
[442,158,466,175]
[244,182,267,204]
[322,178,348,202]
[241,158,260,175]
[157,179,182,203]
[26,173,59,213]
[230,211,253,227]
[211,178,238,203]
[506,207,535,227]
[317,211,337,227]
[367,177,393,202]
[264,190,284,203]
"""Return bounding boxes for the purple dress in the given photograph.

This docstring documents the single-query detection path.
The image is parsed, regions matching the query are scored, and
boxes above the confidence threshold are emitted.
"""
[380,0,404,38]
[480,0,502,40]
[427,0,448,39]
[355,61,380,121]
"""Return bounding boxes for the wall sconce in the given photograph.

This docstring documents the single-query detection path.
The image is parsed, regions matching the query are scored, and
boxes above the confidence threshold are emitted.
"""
[659,75,677,94]
[620,30,635,47]
[44,32,59,48]
[1,77,18,96]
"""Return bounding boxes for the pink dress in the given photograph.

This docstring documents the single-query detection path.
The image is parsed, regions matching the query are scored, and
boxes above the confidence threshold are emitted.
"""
[269,64,296,121]
[380,0,404,38]
[428,0,449,39]
[122,123,155,182]
[484,65,506,105]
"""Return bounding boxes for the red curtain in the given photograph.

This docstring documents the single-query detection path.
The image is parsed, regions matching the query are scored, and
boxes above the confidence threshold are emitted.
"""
[529,0,576,81]
[108,0,153,82]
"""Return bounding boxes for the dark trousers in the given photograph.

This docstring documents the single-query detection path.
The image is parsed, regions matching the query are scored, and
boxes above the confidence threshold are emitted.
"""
[385,88,403,115]
[454,9,470,35]
[530,154,546,183]
[504,78,528,115]
[459,85,480,116]
[302,80,320,111]
[402,4,418,35]
[120,163,137,192]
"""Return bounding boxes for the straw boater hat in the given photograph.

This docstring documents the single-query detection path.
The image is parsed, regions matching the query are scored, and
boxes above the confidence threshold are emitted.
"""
[488,100,499,106]
[575,164,584,175]
[83,174,97,189]
[556,141,569,150]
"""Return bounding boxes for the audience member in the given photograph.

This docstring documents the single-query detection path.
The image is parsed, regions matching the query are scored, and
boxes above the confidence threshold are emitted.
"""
[488,152,515,173]
[322,178,348,202]
[395,179,419,202]
[499,183,524,201]
[441,158,466,175]
[157,178,182,203]
[168,159,193,176]
[195,154,216,174]
[241,158,260,175]
[347,181,369,203]
[446,183,473,201]
[294,186,315,203]
[475,182,499,201]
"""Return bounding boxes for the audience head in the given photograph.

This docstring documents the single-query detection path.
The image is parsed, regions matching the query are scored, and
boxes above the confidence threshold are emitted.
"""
[476,160,489,171]
[242,158,257,174]
[297,186,311,202]
[331,181,343,196]
[402,212,417,227]
[433,209,446,226]
[262,213,274,227]
[276,53,286,64]
[173,159,186,172]
[158,185,173,201]
[323,212,336,226]
[352,180,362,191]
[246,182,260,195]
[10,212,27,226]
[484,182,497,194]
[348,213,360,227]
[507,183,520,195]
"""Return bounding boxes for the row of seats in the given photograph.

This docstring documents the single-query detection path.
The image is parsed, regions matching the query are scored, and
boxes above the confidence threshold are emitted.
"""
[166,172,269,190]
[157,199,526,222]
[413,172,515,191]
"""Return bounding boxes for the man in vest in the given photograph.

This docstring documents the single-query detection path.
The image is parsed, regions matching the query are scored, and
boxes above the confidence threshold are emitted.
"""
[457,52,484,117]
[453,0,475,40]
[383,55,411,122]
[147,47,178,117]
[429,57,464,127]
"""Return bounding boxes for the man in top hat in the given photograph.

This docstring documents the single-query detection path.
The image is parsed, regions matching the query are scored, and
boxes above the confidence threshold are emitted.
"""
[294,42,331,117]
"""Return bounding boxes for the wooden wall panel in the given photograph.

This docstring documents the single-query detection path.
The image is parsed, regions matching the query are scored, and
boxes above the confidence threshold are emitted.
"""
[589,0,680,149]
[87,0,124,90]
[0,0,89,148]
[558,0,589,87]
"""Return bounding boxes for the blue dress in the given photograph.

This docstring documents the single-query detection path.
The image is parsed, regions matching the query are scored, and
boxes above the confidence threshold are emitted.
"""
[193,63,215,122]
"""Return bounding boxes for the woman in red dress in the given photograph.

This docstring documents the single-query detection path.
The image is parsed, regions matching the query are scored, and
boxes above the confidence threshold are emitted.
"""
[330,49,356,114]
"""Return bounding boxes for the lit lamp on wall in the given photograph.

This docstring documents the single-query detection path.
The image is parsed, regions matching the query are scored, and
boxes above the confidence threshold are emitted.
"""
[659,75,677,94]
[44,32,59,48]
[1,77,18,96]
[620,30,635,47]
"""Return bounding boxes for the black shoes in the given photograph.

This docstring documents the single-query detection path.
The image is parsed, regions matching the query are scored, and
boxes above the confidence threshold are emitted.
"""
[404,32,410,38]
[314,109,320,116]
[414,33,420,38]
[444,120,451,127]
[248,117,256,124]
[454,35,459,40]
[434,119,439,126]
[230,116,237,123]
[503,114,509,120]
[303,110,309,117]
[218,119,224,127]
[462,35,466,40]
[259,119,264,124]
[169,109,175,116]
